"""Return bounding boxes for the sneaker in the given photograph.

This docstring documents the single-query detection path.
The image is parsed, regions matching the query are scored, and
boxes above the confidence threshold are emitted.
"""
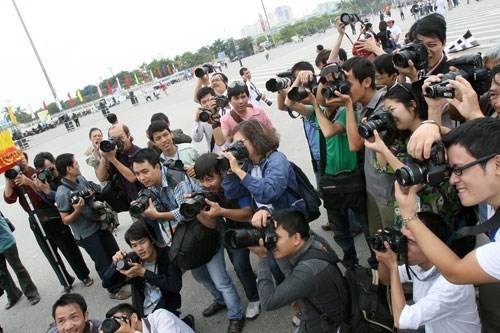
[182,314,195,330]
[245,301,260,320]
[62,286,72,294]
[321,223,332,231]
[227,317,245,333]
[202,302,226,317]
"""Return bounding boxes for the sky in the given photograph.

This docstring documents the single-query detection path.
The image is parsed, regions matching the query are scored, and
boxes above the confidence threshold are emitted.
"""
[0,0,328,111]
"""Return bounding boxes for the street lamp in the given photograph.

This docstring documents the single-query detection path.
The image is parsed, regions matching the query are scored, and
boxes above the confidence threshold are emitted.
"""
[260,0,276,46]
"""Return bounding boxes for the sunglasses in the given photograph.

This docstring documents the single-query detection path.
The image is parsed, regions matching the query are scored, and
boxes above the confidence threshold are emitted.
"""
[451,153,498,176]
[228,80,246,89]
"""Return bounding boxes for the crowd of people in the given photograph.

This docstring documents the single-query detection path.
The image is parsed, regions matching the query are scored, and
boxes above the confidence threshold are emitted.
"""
[0,7,499,333]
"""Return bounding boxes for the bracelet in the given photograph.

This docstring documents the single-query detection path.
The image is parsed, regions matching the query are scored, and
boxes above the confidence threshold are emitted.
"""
[402,214,419,230]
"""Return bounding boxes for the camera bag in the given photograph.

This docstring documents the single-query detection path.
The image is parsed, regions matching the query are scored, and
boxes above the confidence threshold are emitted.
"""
[97,173,130,213]
[287,162,322,222]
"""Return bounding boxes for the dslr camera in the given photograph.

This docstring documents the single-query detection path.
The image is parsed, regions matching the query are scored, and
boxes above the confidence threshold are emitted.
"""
[37,168,55,183]
[396,142,450,186]
[287,77,319,101]
[195,63,214,78]
[116,255,139,270]
[370,228,405,253]
[256,91,273,106]
[320,71,351,98]
[393,42,428,70]
[179,188,217,220]
[69,189,92,205]
[129,189,156,218]
[358,110,397,146]
[424,53,490,99]
[100,137,123,153]
[216,140,249,172]
[5,164,22,180]
[199,107,214,122]
[215,95,229,109]
[100,318,121,333]
[162,158,185,171]
[224,217,277,250]
[265,70,293,92]
[340,13,360,25]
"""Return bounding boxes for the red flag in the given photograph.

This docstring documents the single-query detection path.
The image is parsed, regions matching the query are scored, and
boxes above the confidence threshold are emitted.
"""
[125,76,131,88]
[167,64,172,75]
[177,62,182,71]
[157,67,162,77]
[43,100,48,110]
[142,72,147,82]
[67,92,75,106]
[106,80,113,94]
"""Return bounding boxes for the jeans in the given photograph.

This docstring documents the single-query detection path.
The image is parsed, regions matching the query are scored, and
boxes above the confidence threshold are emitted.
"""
[191,245,244,320]
[226,247,259,302]
[0,244,39,303]
[76,229,119,293]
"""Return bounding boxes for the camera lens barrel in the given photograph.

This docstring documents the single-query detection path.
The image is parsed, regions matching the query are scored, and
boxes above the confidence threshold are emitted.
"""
[100,140,115,153]
[101,318,121,333]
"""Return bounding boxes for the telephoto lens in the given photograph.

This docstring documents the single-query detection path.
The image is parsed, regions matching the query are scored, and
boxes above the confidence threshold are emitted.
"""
[5,165,22,180]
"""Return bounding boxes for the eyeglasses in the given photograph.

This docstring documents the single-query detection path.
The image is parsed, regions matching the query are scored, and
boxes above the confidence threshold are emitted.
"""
[451,153,498,176]
[228,80,246,89]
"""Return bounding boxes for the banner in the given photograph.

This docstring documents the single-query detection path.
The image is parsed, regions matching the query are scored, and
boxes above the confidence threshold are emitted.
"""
[116,77,122,91]
[106,80,113,95]
[167,64,172,75]
[149,69,154,80]
[76,89,83,102]
[162,65,168,77]
[142,72,147,82]
[134,73,140,84]
[7,107,17,125]
[125,76,131,88]
[97,84,103,98]
[67,92,75,106]
[446,30,480,54]
[28,104,35,119]
[157,66,162,77]
[43,100,48,111]
[87,86,94,100]
[37,110,52,123]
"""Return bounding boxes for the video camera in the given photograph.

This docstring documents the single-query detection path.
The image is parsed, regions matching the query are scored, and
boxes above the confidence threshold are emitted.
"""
[424,53,490,98]
[340,13,361,25]
[69,189,92,205]
[396,142,450,186]
[179,188,217,220]
[129,189,156,218]
[265,70,293,92]
[99,137,123,153]
[224,217,277,250]
[195,63,214,78]
[393,42,428,70]
[358,110,397,146]
[370,228,406,253]
[216,140,249,172]
[37,168,54,183]
[5,164,22,180]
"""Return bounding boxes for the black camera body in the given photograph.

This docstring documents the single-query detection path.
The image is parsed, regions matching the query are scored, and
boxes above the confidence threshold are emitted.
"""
[224,217,277,250]
[358,110,397,146]
[5,164,22,180]
[100,137,123,153]
[256,91,273,106]
[101,318,121,333]
[37,168,54,183]
[321,72,350,99]
[396,143,450,186]
[287,79,319,101]
[370,228,405,253]
[129,189,156,218]
[266,71,293,92]
[424,54,490,99]
[199,108,213,122]
[195,63,214,78]
[393,42,428,70]
[216,140,249,172]
[215,95,229,109]
[116,256,138,270]
[180,188,217,219]
[69,189,92,205]
[340,13,360,25]
[162,158,185,171]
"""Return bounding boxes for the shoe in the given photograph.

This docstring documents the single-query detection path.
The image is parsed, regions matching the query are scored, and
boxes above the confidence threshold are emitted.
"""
[227,318,245,333]
[292,313,301,327]
[29,296,41,306]
[321,223,331,231]
[62,285,72,294]
[109,289,131,300]
[245,301,260,320]
[202,302,226,317]
[5,297,19,310]
[182,314,195,330]
[83,277,94,287]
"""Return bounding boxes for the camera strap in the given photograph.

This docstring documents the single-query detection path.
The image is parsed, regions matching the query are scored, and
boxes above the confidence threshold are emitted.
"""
[60,178,99,225]
[455,209,500,238]
[230,110,244,124]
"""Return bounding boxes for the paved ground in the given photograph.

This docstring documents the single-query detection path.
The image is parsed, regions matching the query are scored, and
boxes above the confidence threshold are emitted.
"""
[0,1,498,331]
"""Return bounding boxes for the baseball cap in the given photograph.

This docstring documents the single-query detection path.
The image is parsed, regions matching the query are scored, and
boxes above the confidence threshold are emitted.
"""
[386,17,394,23]
[352,38,376,58]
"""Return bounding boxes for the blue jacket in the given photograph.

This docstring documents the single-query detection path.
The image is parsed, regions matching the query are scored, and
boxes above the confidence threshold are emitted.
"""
[222,151,306,217]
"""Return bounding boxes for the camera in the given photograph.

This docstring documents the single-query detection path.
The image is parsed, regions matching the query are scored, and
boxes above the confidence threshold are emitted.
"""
[224,217,277,250]
[287,80,319,101]
[265,70,293,92]
[396,143,451,186]
[321,73,350,98]
[370,228,405,253]
[195,63,214,78]
[162,158,185,171]
[393,42,428,70]
[199,108,213,122]
[424,53,491,98]
[358,110,397,145]
[256,92,273,106]
[69,189,92,205]
[215,95,229,109]
[129,189,156,218]
[101,318,121,333]
[37,168,54,183]
[216,140,249,172]
[116,256,138,270]
[100,137,123,153]
[5,164,22,180]
[340,13,360,25]
[179,188,217,219]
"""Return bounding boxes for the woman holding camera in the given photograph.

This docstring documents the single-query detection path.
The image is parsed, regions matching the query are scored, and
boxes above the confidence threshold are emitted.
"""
[363,83,474,256]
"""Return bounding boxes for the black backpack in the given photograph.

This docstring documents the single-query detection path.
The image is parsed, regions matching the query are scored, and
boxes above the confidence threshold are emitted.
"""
[287,162,322,222]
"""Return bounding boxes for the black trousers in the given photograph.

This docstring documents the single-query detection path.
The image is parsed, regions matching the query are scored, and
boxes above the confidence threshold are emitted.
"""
[29,218,90,287]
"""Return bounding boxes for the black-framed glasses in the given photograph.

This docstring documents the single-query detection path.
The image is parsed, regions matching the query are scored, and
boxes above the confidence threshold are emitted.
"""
[228,80,246,89]
[451,153,498,176]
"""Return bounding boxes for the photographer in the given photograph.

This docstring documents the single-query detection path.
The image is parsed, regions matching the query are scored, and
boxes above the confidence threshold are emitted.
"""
[194,153,260,320]
[54,153,130,300]
[193,71,228,104]
[248,209,346,333]
[4,152,93,294]
[84,128,105,178]
[102,222,184,320]
[375,212,480,332]
[239,67,269,107]
[192,87,225,155]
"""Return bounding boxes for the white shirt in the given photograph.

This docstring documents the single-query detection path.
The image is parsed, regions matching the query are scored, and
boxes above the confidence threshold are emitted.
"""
[245,80,261,106]
[140,309,194,333]
[398,265,481,333]
[476,228,500,280]
[388,25,402,42]
[191,121,224,154]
